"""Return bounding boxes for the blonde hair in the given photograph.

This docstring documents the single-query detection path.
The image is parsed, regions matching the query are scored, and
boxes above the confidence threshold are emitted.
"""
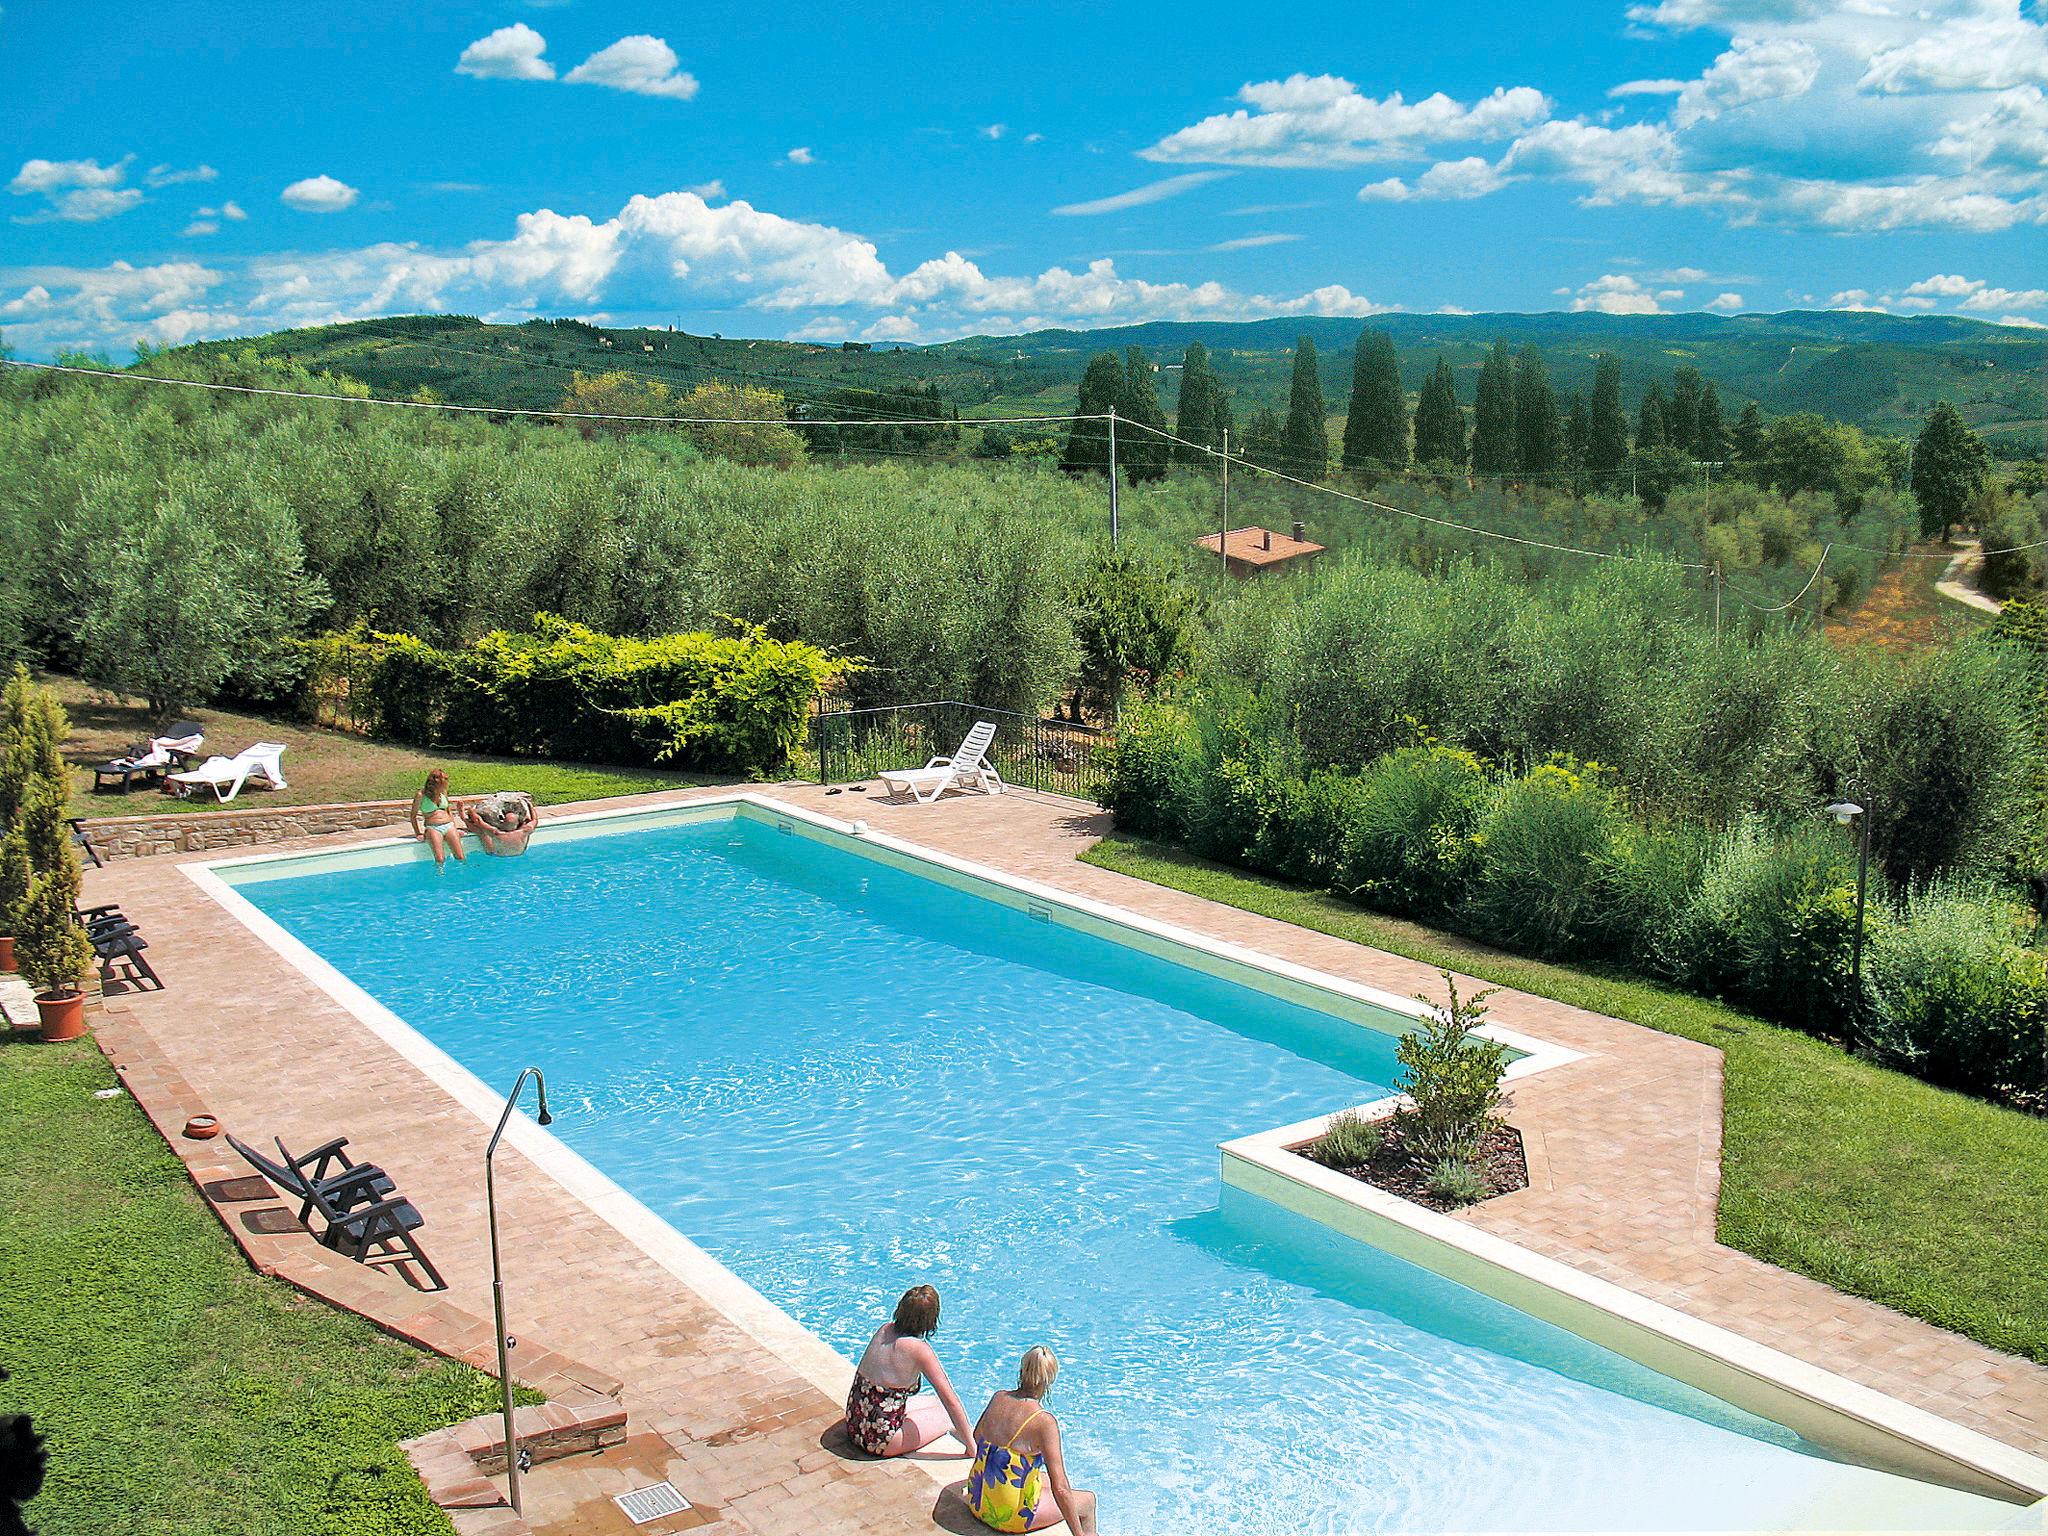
[422,768,449,794]
[1016,1346,1058,1400]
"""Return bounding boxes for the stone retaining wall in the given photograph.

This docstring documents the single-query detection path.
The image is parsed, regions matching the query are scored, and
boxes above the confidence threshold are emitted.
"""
[79,799,411,860]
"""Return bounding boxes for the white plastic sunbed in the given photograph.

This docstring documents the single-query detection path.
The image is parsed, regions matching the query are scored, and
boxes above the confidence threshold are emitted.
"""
[166,742,289,804]
[876,720,1004,804]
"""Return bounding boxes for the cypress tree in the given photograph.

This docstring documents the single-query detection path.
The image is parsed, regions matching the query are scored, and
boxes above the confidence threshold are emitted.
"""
[1563,390,1590,474]
[1412,357,1466,468]
[1636,381,1669,451]
[1340,328,1407,470]
[1118,346,1170,483]
[1243,407,1286,471]
[1695,380,1727,461]
[1174,342,1221,462]
[1060,352,1123,477]
[1910,400,1989,541]
[1731,399,1767,478]
[1513,344,1561,476]
[1586,354,1630,477]
[1280,337,1329,479]
[1470,341,1519,475]
[1669,366,1707,457]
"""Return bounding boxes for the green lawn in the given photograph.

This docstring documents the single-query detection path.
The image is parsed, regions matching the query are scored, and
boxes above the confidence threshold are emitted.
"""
[0,1039,507,1536]
[1082,834,2048,1365]
[48,672,730,824]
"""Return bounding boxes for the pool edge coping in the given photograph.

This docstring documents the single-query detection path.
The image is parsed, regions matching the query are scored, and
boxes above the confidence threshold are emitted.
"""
[176,787,2048,1516]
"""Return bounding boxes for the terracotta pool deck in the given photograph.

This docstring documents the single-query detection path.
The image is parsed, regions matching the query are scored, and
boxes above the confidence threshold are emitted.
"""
[80,781,2048,1534]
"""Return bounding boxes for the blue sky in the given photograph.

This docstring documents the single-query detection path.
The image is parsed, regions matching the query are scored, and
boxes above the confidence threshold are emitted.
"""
[3,0,2045,357]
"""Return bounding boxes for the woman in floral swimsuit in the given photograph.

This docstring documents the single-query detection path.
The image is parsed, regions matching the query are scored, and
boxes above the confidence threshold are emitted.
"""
[844,1285,976,1458]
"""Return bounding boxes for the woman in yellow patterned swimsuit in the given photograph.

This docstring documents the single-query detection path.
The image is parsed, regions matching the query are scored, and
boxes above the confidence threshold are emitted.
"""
[964,1347,1098,1535]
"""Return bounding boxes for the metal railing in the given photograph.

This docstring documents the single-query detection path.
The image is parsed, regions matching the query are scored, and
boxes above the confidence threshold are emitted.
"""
[812,700,1107,800]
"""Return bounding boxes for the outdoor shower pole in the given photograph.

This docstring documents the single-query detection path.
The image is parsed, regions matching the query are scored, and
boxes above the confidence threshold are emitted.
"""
[486,1065,554,1516]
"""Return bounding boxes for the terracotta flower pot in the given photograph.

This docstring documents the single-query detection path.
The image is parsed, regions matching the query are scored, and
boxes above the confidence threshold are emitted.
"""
[0,935,15,973]
[36,989,87,1043]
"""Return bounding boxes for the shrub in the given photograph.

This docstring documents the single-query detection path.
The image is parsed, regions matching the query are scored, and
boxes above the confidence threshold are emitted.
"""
[1069,552,1202,721]
[1427,1157,1487,1207]
[1183,692,1301,871]
[1466,757,1631,959]
[1098,693,1202,842]
[1658,820,1860,1033]
[1335,743,1493,922]
[1865,885,2047,1101]
[1308,1109,1383,1168]
[0,664,66,831]
[1394,972,1509,1162]
[15,870,92,998]
[343,615,850,773]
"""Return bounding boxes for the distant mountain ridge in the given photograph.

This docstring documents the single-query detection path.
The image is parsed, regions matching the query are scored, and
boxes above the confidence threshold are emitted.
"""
[167,308,2047,452]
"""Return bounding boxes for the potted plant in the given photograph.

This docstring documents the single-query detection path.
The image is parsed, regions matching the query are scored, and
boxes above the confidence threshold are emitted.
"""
[0,827,30,975]
[17,872,93,1042]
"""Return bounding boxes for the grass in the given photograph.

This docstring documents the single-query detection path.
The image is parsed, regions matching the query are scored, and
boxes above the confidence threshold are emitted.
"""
[0,1038,510,1536]
[1825,539,1993,653]
[1082,832,2048,1365]
[45,672,732,824]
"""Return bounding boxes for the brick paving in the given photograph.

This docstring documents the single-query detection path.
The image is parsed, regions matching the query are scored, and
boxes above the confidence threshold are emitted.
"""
[77,780,2048,1534]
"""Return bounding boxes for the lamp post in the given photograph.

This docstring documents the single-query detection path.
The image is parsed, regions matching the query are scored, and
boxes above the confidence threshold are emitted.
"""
[486,1066,554,1515]
[1826,801,1871,1046]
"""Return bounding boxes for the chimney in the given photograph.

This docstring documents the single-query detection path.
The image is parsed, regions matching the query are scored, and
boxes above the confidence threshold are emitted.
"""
[1291,521,1306,544]
[1261,529,1272,551]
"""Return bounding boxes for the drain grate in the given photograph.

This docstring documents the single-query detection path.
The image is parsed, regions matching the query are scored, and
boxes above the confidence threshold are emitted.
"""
[614,1483,691,1525]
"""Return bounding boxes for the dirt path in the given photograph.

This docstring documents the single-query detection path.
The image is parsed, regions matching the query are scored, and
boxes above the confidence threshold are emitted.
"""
[1824,541,1996,651]
[1934,540,2004,615]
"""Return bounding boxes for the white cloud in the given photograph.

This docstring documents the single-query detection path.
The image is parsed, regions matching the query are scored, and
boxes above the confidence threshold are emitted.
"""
[145,162,216,188]
[1208,232,1301,250]
[1997,313,2046,327]
[686,179,725,200]
[8,155,145,222]
[456,23,555,82]
[1610,78,1687,96]
[181,219,218,237]
[1024,132,1045,144]
[1828,287,1878,309]
[0,186,1392,354]
[1052,170,1229,216]
[1859,8,2048,93]
[1568,273,1670,314]
[1673,36,1820,127]
[9,155,130,194]
[785,147,815,166]
[280,175,359,213]
[1905,272,2048,310]
[1144,75,1551,167]
[1707,291,1744,309]
[1932,84,2048,168]
[1416,155,1510,199]
[194,200,247,223]
[1358,177,1411,201]
[564,35,698,101]
[980,123,1006,140]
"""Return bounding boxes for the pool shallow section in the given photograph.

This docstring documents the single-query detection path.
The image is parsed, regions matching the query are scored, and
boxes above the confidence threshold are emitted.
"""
[196,795,2037,1534]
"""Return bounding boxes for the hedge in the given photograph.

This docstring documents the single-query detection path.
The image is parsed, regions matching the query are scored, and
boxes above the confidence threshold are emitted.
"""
[1101,694,2047,1107]
[299,615,850,774]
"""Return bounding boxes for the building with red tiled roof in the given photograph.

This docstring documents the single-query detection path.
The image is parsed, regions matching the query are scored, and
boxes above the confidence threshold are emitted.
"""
[1192,523,1325,577]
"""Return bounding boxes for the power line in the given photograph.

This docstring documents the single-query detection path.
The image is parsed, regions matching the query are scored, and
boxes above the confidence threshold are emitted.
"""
[0,357,1090,429]
[1119,415,1712,570]
[1723,544,1832,614]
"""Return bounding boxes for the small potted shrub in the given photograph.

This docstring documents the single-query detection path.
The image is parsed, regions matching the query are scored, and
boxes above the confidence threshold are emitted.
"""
[17,872,93,1042]
[0,832,26,973]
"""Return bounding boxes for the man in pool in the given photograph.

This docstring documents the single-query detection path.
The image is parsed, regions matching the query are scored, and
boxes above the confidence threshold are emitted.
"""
[461,791,540,856]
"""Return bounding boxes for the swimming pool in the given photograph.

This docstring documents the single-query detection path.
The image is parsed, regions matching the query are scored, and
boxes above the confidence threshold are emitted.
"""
[210,800,2025,1533]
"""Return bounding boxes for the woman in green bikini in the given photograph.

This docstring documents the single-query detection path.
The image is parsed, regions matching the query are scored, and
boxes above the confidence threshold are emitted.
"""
[410,768,467,867]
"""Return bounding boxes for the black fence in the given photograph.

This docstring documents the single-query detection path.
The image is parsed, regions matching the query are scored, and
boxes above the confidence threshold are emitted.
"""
[812,701,1107,800]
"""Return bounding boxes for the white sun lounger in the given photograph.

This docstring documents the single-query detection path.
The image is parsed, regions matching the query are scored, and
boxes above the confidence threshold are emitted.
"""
[167,742,289,804]
[876,720,1004,804]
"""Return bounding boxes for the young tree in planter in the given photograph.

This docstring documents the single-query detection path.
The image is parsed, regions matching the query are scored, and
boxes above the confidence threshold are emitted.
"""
[1911,400,1989,542]
[1395,972,1509,1172]
[16,869,92,1005]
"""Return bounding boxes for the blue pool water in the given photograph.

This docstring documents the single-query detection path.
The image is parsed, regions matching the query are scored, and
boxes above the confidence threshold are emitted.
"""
[230,808,2016,1533]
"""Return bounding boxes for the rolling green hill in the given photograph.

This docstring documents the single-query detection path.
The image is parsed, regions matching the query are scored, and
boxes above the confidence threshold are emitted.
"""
[169,308,2046,455]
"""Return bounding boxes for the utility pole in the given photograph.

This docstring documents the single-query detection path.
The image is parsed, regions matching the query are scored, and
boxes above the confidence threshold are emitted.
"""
[1712,562,1722,641]
[1219,426,1231,571]
[1107,409,1120,549]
